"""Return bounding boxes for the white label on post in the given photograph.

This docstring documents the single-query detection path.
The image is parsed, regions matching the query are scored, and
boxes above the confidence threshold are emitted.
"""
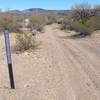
[4,29,12,64]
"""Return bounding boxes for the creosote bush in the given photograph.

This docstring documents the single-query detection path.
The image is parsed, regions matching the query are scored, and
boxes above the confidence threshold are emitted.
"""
[46,13,58,25]
[60,16,72,30]
[0,14,23,33]
[61,20,71,30]
[15,32,36,52]
[70,21,93,36]
[86,16,100,30]
[61,16,100,36]
[29,15,46,32]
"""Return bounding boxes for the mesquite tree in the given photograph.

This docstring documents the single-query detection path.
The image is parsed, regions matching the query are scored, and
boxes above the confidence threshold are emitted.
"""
[71,3,91,24]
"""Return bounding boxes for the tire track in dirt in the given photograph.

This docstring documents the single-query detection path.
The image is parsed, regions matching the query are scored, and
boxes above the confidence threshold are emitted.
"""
[63,40,100,88]
[43,25,100,100]
[50,25,100,100]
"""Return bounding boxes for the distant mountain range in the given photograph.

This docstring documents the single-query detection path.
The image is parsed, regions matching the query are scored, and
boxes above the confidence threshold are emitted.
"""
[9,8,71,16]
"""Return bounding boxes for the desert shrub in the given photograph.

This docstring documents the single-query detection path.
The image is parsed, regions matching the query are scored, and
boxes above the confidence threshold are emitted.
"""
[11,15,23,33]
[57,17,64,24]
[0,14,23,33]
[70,21,93,36]
[0,17,12,31]
[94,5,100,16]
[10,23,23,33]
[60,16,72,30]
[71,3,92,24]
[61,3,100,37]
[61,19,71,30]
[61,16,99,36]
[15,32,36,52]
[86,16,100,30]
[46,13,58,25]
[29,15,46,32]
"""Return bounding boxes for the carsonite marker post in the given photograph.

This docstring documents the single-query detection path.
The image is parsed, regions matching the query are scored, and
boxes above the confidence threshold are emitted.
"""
[4,29,15,89]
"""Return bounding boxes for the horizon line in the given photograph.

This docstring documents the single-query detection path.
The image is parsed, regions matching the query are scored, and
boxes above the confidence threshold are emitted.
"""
[1,8,70,12]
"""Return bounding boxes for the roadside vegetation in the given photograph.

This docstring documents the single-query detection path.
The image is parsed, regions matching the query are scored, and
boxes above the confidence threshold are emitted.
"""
[61,3,100,37]
[28,15,46,32]
[0,3,100,52]
[0,12,60,52]
[0,13,23,33]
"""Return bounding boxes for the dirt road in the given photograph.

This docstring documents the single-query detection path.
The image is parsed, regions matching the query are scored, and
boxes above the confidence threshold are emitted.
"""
[0,24,100,100]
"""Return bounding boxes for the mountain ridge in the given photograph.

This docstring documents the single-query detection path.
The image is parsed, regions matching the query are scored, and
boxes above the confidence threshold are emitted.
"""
[8,8,70,16]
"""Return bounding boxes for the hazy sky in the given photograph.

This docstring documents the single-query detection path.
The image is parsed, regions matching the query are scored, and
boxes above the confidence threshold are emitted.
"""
[0,0,100,10]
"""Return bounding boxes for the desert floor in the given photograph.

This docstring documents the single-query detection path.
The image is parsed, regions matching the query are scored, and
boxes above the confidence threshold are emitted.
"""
[0,24,100,100]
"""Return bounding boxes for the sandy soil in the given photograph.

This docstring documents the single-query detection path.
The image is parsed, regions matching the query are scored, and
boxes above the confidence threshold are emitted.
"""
[0,24,100,100]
